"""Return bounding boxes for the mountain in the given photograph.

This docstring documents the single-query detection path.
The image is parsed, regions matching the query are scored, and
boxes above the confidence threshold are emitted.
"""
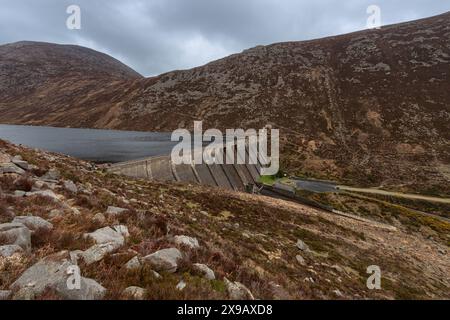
[0,41,142,128]
[0,13,449,193]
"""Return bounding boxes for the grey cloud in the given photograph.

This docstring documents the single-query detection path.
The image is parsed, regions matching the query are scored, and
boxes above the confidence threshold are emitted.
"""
[0,0,448,76]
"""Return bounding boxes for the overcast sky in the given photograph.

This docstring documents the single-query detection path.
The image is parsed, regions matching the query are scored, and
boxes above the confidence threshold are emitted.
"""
[0,0,449,76]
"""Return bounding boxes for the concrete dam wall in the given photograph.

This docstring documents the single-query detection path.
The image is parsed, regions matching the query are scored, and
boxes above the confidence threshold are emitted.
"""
[108,144,262,191]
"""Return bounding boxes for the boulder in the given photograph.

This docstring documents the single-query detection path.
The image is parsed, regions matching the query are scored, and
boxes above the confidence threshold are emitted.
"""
[10,251,73,299]
[106,206,128,217]
[81,242,121,265]
[125,256,141,270]
[13,190,26,198]
[0,244,24,257]
[0,163,25,175]
[113,225,129,238]
[25,190,60,201]
[84,227,124,246]
[296,239,310,252]
[69,250,84,265]
[224,278,255,300]
[296,255,306,266]
[0,222,31,252]
[13,216,53,233]
[174,235,200,249]
[0,290,11,300]
[64,180,78,193]
[54,277,106,300]
[40,169,60,181]
[143,248,182,273]
[12,159,29,171]
[193,263,215,280]
[123,286,146,300]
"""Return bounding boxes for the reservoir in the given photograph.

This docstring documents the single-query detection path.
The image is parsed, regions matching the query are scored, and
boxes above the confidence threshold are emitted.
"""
[0,124,177,163]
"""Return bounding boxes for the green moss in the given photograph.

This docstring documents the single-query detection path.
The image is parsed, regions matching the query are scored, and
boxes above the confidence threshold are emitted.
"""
[210,280,227,293]
[258,175,277,186]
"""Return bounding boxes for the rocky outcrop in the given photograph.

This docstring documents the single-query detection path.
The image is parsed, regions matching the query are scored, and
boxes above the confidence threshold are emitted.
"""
[192,263,215,280]
[125,256,141,270]
[0,222,31,252]
[174,235,200,249]
[143,248,183,273]
[84,227,125,246]
[12,216,53,233]
[10,251,73,299]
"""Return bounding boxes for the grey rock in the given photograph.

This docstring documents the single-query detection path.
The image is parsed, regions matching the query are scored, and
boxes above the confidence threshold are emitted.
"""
[193,263,215,280]
[0,222,31,252]
[143,248,183,273]
[40,169,60,181]
[32,180,45,191]
[64,180,78,193]
[296,254,306,266]
[84,227,124,246]
[123,286,146,300]
[13,216,53,232]
[0,244,24,257]
[176,280,186,291]
[0,290,11,300]
[105,206,128,217]
[25,190,60,201]
[0,163,25,175]
[55,277,106,300]
[13,190,26,197]
[12,159,29,171]
[113,225,129,238]
[333,289,344,297]
[10,251,73,298]
[125,256,141,270]
[81,242,122,265]
[224,278,255,300]
[69,250,84,265]
[174,235,200,249]
[296,239,310,252]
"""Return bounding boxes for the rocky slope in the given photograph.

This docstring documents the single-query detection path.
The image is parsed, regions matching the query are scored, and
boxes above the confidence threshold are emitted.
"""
[0,13,449,193]
[0,140,449,300]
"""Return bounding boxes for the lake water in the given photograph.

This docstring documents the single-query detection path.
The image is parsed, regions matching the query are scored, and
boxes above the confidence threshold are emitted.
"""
[0,124,178,163]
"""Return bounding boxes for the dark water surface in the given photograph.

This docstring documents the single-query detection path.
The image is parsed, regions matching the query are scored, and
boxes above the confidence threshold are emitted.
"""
[0,124,177,163]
